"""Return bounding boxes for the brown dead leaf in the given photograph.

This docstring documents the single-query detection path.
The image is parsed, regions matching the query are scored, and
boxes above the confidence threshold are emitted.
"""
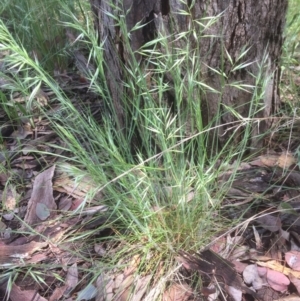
[110,274,131,301]
[58,196,72,211]
[275,295,300,301]
[162,283,192,301]
[152,260,165,287]
[94,244,106,256]
[114,255,140,301]
[26,252,48,264]
[101,278,118,301]
[22,132,56,153]
[0,172,9,185]
[250,154,278,167]
[277,152,296,169]
[210,236,226,254]
[35,88,49,106]
[288,273,300,295]
[10,124,32,140]
[1,283,47,301]
[49,285,67,301]
[124,254,140,277]
[70,198,84,211]
[257,286,280,301]
[21,145,38,156]
[96,273,111,301]
[14,162,38,169]
[201,285,217,297]
[23,165,56,226]
[12,87,48,106]
[0,241,48,265]
[54,171,101,200]
[132,275,152,301]
[0,220,6,234]
[256,214,281,232]
[250,152,296,169]
[97,255,141,301]
[253,225,263,250]
[232,260,248,273]
[230,245,250,261]
[1,185,19,210]
[64,263,78,297]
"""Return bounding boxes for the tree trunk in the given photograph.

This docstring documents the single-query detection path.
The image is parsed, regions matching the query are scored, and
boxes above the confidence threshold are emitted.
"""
[90,0,287,149]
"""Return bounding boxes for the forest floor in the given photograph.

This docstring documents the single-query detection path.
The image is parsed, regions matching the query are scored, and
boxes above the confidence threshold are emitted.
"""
[1,49,300,301]
[1,1,300,301]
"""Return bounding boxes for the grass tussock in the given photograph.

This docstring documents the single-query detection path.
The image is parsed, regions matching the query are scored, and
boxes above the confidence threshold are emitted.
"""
[0,0,300,300]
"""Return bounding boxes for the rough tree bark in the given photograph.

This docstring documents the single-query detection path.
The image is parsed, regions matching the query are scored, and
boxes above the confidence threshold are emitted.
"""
[90,0,288,148]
